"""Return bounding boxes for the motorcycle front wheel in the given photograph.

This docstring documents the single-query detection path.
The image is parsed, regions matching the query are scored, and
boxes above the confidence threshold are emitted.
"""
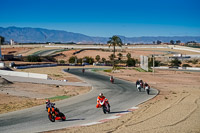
[146,89,150,95]
[102,106,107,114]
[48,113,55,122]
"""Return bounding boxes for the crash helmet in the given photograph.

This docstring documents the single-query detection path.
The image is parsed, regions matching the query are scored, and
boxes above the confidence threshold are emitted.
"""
[46,99,50,104]
[99,93,103,97]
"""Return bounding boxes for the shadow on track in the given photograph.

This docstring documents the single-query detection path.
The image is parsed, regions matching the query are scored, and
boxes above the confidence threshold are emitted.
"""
[65,118,85,122]
[109,110,131,114]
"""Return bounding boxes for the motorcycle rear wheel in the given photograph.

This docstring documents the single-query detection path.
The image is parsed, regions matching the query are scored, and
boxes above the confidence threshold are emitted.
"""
[59,112,66,121]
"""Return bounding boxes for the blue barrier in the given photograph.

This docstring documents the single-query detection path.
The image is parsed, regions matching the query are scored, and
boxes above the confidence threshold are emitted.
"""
[15,64,58,69]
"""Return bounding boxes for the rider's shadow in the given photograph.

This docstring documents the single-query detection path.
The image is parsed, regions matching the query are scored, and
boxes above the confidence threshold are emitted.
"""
[109,110,131,114]
[65,118,85,121]
[111,83,123,85]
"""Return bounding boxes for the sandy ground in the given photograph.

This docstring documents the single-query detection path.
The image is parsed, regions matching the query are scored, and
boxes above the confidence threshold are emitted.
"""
[1,47,33,56]
[54,49,166,63]
[15,66,84,82]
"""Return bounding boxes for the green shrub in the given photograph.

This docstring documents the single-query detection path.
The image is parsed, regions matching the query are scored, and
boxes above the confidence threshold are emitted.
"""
[170,58,182,67]
[95,55,100,62]
[192,59,198,64]
[104,69,112,72]
[83,56,94,64]
[148,58,161,67]
[69,56,77,63]
[59,60,65,64]
[27,55,41,62]
[182,64,191,67]
[133,67,147,72]
[126,58,136,67]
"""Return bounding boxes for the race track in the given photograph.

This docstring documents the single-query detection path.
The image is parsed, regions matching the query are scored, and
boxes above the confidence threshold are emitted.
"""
[0,68,158,133]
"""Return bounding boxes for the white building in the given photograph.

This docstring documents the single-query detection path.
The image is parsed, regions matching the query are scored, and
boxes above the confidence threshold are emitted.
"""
[10,39,15,45]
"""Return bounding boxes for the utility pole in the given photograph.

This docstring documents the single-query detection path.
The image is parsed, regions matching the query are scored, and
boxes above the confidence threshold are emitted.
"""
[153,55,155,75]
[0,37,2,59]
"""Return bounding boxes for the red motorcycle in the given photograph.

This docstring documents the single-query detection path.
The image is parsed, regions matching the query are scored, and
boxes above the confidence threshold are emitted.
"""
[47,107,66,122]
[110,76,114,84]
[110,78,114,84]
[99,99,110,114]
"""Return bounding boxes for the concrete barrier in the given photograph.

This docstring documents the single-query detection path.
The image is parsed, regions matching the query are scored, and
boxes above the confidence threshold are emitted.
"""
[153,66,200,71]
[153,67,169,69]
[0,62,5,68]
[172,46,200,53]
[185,67,200,70]
[0,70,48,79]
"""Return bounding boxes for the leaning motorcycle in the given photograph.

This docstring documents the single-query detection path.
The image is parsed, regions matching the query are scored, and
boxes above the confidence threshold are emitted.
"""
[145,86,150,95]
[47,107,66,122]
[137,84,141,92]
[99,99,110,114]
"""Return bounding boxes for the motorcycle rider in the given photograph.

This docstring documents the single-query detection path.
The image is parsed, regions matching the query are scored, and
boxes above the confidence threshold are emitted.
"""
[143,82,149,88]
[136,79,140,87]
[82,68,85,73]
[144,82,150,93]
[46,99,56,113]
[96,93,110,108]
[110,76,114,83]
[139,79,144,89]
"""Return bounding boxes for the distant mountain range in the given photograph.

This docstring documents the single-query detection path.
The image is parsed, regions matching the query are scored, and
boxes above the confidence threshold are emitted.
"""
[0,26,200,44]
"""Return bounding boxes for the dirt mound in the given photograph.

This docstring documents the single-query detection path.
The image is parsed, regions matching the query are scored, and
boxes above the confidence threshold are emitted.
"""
[0,77,13,85]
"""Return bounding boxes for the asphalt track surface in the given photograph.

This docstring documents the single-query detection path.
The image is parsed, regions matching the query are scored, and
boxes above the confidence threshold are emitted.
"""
[0,68,158,133]
[32,49,63,56]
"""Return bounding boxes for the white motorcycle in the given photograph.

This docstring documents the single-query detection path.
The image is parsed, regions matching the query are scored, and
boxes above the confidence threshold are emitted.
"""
[145,86,150,95]
[137,84,141,92]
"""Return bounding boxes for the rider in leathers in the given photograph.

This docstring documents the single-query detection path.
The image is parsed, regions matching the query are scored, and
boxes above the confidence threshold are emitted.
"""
[96,93,110,108]
[46,99,56,114]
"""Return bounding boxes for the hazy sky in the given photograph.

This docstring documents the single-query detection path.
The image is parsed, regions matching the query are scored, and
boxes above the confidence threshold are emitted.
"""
[0,0,200,37]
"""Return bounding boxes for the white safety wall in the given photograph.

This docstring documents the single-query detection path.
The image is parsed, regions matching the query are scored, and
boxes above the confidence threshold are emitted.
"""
[0,70,48,79]
[140,55,149,71]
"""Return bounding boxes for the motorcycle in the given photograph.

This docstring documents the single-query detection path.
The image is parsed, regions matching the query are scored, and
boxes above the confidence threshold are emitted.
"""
[47,107,66,122]
[110,78,114,84]
[82,68,85,74]
[145,86,150,95]
[99,99,110,114]
[136,84,141,92]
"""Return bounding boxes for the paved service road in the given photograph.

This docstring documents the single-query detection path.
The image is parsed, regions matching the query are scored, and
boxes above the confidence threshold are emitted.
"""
[1,75,90,87]
[0,68,158,133]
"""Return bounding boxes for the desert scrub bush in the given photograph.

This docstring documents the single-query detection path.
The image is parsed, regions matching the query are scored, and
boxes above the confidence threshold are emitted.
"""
[104,69,112,72]
[133,67,148,72]
[27,55,41,62]
[170,58,181,67]
[182,64,191,67]
[59,60,65,64]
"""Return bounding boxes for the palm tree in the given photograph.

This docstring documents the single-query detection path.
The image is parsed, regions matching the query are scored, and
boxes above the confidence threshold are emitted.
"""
[95,55,100,62]
[107,35,123,69]
[0,36,5,45]
[117,53,123,59]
